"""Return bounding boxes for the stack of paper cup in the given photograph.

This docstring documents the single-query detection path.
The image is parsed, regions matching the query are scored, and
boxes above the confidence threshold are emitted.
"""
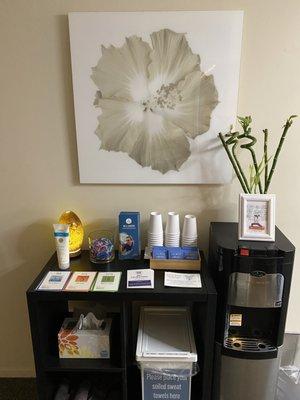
[148,212,163,249]
[165,212,180,247]
[182,214,198,247]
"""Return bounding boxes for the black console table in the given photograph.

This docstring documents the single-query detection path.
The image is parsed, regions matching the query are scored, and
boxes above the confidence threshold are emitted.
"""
[27,251,217,400]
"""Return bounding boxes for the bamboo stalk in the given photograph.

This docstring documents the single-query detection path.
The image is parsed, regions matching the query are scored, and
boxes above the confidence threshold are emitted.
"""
[232,141,251,193]
[248,147,263,193]
[265,115,297,192]
[219,133,249,193]
[263,129,268,193]
[239,132,263,194]
[239,119,263,194]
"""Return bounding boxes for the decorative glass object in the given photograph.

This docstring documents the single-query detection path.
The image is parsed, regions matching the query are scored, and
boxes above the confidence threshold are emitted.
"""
[59,211,84,257]
[88,230,115,264]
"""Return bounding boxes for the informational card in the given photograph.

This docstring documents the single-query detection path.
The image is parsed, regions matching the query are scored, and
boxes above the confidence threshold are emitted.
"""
[164,272,202,288]
[92,272,122,292]
[64,271,97,291]
[127,269,154,289]
[37,271,71,291]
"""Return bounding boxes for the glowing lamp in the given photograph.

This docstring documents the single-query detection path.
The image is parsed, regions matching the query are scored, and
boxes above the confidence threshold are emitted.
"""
[59,211,84,257]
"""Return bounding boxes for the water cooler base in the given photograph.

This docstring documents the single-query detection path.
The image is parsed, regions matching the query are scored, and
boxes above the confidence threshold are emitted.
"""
[213,342,282,400]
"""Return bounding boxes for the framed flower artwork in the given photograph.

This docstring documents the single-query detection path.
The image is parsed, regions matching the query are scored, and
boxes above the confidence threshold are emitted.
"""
[238,194,276,242]
[68,11,243,184]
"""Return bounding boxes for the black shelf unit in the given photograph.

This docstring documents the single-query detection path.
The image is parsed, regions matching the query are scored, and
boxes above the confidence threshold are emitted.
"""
[27,251,217,400]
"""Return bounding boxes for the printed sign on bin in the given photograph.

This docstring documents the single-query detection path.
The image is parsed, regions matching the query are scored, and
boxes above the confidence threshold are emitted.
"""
[143,369,190,400]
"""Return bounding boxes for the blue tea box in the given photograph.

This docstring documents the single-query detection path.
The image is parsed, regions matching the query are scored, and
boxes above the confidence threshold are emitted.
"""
[182,247,199,260]
[119,212,141,260]
[168,247,184,259]
[152,246,168,259]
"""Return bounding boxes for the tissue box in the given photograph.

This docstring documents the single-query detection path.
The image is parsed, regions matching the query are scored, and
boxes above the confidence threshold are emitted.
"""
[58,317,112,359]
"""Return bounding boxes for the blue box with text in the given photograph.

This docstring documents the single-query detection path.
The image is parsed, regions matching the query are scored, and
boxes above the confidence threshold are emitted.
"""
[119,212,141,260]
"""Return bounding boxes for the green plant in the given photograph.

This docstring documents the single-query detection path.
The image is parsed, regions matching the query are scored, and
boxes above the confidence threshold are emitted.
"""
[219,115,297,193]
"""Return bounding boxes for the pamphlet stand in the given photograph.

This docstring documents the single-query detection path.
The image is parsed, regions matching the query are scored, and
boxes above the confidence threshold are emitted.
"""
[26,251,216,400]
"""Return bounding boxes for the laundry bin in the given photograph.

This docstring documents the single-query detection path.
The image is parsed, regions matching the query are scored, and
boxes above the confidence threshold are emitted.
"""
[136,307,198,400]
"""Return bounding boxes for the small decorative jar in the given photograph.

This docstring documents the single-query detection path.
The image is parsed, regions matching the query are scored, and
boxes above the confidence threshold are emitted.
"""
[88,230,115,264]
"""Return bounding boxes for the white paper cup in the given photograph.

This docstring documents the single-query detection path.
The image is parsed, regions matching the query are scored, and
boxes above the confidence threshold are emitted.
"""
[148,239,163,242]
[182,240,198,246]
[148,239,163,249]
[182,238,197,243]
[148,229,164,248]
[165,231,180,236]
[165,230,180,247]
[148,212,163,234]
[148,234,164,240]
[166,212,180,234]
[182,236,198,247]
[148,236,164,241]
[182,237,197,241]
[182,234,197,241]
[165,239,180,247]
[148,234,164,239]
[182,214,197,237]
[182,234,197,240]
[149,243,163,248]
[165,234,180,239]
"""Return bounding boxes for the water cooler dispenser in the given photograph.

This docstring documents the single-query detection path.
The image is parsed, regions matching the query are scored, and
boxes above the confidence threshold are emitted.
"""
[209,222,295,400]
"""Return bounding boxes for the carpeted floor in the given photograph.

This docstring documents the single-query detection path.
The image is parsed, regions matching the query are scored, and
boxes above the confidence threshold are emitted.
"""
[0,379,37,400]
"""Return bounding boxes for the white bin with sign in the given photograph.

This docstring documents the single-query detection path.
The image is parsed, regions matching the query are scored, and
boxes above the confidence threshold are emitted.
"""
[136,307,198,400]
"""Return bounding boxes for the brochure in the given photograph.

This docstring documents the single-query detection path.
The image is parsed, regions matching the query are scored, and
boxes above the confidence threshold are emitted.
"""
[164,272,202,288]
[92,272,122,292]
[127,269,154,289]
[64,271,97,292]
[37,271,71,291]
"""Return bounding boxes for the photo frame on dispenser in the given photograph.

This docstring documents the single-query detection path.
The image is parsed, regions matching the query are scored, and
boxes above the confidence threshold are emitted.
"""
[238,194,276,241]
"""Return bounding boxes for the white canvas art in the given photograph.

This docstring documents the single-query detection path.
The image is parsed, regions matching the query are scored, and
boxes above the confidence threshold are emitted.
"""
[68,11,243,184]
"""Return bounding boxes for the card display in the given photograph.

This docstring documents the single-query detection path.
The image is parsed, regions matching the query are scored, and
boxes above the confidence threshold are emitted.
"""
[164,272,202,288]
[127,269,154,289]
[65,272,97,291]
[37,271,71,291]
[92,272,122,292]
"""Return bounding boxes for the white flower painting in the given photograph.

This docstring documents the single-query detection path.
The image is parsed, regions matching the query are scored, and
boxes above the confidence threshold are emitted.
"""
[91,29,218,174]
[69,12,243,184]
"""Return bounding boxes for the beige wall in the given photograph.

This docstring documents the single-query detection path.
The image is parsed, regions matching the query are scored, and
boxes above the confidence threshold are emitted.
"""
[0,0,299,377]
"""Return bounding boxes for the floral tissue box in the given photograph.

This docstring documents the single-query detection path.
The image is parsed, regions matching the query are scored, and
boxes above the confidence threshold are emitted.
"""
[58,315,112,359]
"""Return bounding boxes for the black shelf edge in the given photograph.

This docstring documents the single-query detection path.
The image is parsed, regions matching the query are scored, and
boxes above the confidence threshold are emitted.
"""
[27,289,208,301]
[43,356,124,373]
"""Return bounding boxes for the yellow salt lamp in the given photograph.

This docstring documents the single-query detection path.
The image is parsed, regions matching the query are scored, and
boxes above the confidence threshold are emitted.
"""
[59,211,84,257]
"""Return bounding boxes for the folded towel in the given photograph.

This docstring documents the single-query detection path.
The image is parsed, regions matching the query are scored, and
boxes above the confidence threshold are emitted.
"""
[73,380,91,400]
[54,380,70,400]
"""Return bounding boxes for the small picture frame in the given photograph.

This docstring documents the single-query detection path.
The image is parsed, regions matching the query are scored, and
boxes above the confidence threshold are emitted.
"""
[239,194,276,242]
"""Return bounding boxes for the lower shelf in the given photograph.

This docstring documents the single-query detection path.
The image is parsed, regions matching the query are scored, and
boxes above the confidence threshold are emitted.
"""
[44,356,124,373]
[50,374,122,400]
